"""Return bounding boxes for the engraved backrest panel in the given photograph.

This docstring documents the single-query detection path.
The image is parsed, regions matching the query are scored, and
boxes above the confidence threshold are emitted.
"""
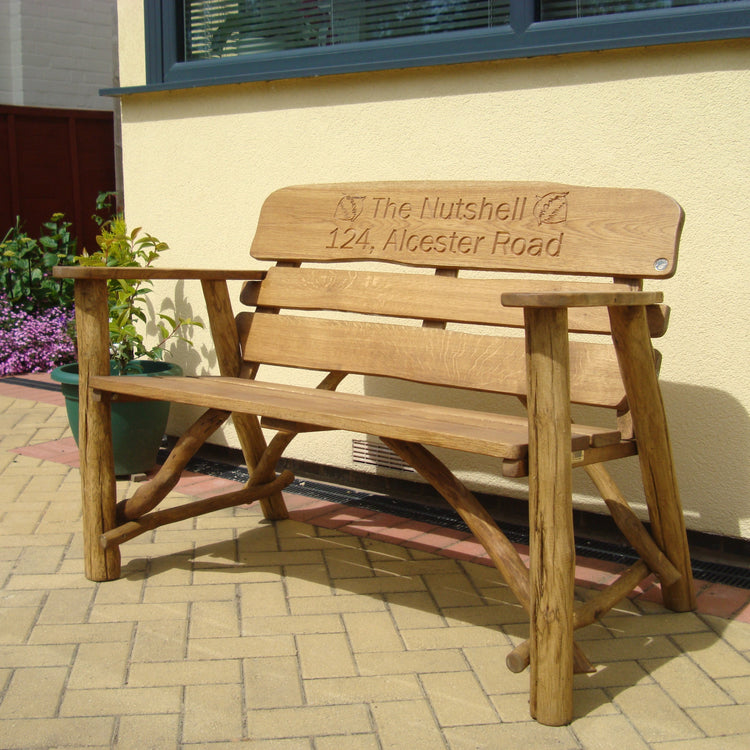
[250,182,683,278]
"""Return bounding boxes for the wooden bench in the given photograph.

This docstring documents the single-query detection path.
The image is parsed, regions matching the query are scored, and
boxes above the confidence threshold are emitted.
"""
[55,181,696,726]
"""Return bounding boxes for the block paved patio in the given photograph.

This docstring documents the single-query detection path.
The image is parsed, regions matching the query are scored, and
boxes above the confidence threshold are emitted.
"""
[1,373,749,749]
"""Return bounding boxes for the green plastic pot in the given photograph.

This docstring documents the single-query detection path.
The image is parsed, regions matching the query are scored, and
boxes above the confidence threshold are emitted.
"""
[51,360,183,476]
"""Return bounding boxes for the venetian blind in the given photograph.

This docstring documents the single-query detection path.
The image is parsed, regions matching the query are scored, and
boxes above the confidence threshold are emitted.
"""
[184,1,511,60]
[539,0,730,21]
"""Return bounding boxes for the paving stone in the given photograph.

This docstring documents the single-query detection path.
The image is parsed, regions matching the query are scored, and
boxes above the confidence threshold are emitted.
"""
[242,613,343,636]
[244,655,304,709]
[717,674,750,703]
[315,735,380,750]
[420,670,499,726]
[127,658,241,687]
[130,619,188,663]
[581,634,681,663]
[400,623,507,650]
[610,683,703,742]
[641,655,735,707]
[571,713,651,749]
[88,601,189,623]
[182,683,244,743]
[188,634,296,660]
[0,666,68,718]
[422,570,483,607]
[0,605,38,644]
[323,546,375,579]
[247,704,372,740]
[334,574,426,596]
[284,563,334,598]
[289,593,387,615]
[37,586,94,624]
[0,643,75,667]
[68,641,130,689]
[702,614,750,652]
[443,721,581,749]
[297,632,357,679]
[342,610,404,653]
[385,590,446,630]
[189,598,241,639]
[0,717,115,749]
[59,685,182,717]
[463,644,530,695]
[114,713,181,750]
[12,543,68,575]
[370,699,447,749]
[649,735,750,750]
[672,631,750,679]
[305,674,423,705]
[687,703,750,736]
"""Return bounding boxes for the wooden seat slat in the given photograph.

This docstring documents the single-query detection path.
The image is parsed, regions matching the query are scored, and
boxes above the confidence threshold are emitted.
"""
[237,312,628,408]
[89,375,622,460]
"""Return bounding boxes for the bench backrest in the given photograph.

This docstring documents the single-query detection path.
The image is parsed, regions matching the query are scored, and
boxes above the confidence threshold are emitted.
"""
[239,182,683,410]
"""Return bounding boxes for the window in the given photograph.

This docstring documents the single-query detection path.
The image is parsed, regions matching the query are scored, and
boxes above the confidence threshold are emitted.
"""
[135,0,749,92]
[184,1,510,60]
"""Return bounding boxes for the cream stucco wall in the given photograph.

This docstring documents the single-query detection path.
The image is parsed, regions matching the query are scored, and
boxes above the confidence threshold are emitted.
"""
[114,2,749,540]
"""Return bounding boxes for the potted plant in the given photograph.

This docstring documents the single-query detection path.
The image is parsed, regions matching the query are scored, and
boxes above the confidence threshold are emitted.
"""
[51,213,202,476]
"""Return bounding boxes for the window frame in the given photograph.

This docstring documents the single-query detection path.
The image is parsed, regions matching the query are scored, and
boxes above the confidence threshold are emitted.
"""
[119,0,750,94]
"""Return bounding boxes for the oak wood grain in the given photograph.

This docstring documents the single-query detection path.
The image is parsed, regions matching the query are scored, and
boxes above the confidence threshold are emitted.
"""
[237,312,627,408]
[240,266,669,336]
[251,182,682,277]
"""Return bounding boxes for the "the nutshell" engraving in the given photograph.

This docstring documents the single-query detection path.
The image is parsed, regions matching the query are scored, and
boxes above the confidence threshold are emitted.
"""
[327,192,569,258]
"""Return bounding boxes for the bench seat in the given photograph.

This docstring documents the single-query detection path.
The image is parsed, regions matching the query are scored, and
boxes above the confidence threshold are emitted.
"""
[91,374,631,469]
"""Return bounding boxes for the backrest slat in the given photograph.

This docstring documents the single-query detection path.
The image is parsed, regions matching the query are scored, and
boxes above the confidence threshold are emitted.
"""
[237,312,627,409]
[250,182,683,278]
[239,267,669,336]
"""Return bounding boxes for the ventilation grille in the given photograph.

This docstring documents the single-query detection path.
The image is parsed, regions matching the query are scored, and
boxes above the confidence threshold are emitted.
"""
[352,439,415,473]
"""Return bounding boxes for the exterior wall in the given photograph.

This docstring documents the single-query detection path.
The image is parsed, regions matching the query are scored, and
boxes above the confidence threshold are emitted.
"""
[0,0,115,110]
[0,1,20,104]
[115,2,750,541]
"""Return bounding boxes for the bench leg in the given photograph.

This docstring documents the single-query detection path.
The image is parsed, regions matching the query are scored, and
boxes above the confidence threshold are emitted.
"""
[75,280,121,582]
[524,306,575,726]
[201,278,288,521]
[609,306,695,612]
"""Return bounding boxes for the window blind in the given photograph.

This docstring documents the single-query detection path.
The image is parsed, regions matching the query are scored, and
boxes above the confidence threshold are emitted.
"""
[539,0,730,21]
[185,1,511,60]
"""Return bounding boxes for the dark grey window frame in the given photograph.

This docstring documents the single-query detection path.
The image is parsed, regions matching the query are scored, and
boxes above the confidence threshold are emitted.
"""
[108,0,750,94]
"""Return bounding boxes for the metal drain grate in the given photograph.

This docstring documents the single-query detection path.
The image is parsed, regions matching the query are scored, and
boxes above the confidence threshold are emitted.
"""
[352,439,415,472]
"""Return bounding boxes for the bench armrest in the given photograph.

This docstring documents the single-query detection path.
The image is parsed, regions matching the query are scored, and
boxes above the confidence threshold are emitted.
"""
[53,267,265,281]
[501,291,663,308]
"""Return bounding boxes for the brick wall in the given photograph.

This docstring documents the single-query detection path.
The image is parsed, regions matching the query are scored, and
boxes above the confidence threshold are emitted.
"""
[0,0,116,111]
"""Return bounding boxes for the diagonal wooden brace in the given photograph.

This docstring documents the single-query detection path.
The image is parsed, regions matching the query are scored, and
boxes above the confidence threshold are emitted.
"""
[381,437,594,689]
[608,305,695,612]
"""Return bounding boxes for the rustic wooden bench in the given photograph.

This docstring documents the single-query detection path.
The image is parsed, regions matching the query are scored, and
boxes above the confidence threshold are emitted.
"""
[55,181,696,726]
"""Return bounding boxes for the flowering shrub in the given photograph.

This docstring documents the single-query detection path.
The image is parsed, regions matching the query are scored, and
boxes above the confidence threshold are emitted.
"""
[0,293,76,376]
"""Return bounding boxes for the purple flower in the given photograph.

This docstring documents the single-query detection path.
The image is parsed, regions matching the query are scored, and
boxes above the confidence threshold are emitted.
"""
[0,292,76,376]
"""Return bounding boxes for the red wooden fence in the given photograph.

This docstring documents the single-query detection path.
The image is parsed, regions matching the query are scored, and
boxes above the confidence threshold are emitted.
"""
[0,104,115,253]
